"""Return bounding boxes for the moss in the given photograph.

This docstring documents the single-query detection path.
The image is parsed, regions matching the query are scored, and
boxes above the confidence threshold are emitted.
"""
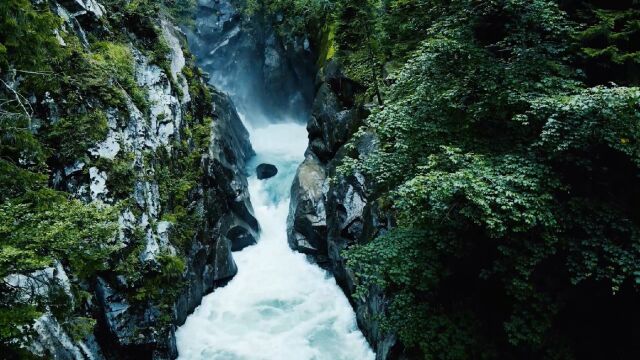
[162,0,197,26]
[64,317,97,342]
[127,251,187,325]
[0,160,48,203]
[91,42,134,79]
[149,36,172,75]
[0,189,119,279]
[162,206,200,252]
[90,41,149,111]
[95,152,137,200]
[114,227,146,285]
[0,0,64,72]
[46,110,109,164]
[317,22,337,68]
[181,65,194,80]
[0,0,219,353]
[0,305,42,354]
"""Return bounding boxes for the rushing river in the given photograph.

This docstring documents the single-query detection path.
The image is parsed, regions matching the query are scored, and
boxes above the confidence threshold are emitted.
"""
[175,118,375,359]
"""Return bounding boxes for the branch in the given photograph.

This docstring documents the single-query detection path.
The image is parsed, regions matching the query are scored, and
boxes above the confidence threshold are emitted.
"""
[14,69,55,77]
[0,79,33,129]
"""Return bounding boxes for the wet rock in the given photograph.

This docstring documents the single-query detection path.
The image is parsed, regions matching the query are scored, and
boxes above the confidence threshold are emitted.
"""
[307,83,363,162]
[209,89,255,169]
[58,0,105,22]
[95,278,135,346]
[287,154,327,256]
[167,87,257,342]
[256,163,278,180]
[212,211,258,254]
[228,225,257,251]
[212,217,239,282]
[324,60,364,108]
[288,56,401,358]
[185,0,315,117]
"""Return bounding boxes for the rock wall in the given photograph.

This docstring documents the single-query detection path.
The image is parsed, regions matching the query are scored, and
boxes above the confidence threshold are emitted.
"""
[185,0,316,120]
[287,61,404,359]
[2,1,256,358]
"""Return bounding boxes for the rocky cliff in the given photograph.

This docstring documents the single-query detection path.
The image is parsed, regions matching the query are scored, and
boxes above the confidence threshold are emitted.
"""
[185,0,315,121]
[287,62,404,359]
[1,0,256,358]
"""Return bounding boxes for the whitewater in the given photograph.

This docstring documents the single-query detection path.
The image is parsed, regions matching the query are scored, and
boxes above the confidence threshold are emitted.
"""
[175,117,375,359]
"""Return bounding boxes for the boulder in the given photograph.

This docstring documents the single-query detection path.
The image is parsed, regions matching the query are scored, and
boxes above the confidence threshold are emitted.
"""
[228,226,257,251]
[256,163,278,180]
[287,154,327,257]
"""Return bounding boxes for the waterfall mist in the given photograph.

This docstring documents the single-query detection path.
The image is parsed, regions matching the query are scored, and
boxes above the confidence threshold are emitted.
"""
[184,0,316,126]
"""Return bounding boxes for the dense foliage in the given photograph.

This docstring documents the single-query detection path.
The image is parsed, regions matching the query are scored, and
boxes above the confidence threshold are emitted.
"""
[346,1,640,358]
[255,0,640,358]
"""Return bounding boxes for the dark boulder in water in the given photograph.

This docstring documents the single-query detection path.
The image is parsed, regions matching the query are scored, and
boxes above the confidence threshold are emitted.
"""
[256,163,278,180]
[228,226,257,251]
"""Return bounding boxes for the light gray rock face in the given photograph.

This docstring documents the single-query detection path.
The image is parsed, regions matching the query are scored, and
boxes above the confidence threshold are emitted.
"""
[3,263,108,360]
[30,313,105,360]
[95,278,135,347]
[4,262,72,304]
[58,0,105,21]
[133,49,183,150]
[287,60,402,359]
[88,87,256,359]
[287,153,327,256]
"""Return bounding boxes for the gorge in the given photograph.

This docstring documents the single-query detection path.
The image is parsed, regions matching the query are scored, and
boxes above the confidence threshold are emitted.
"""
[176,1,373,357]
[2,0,640,359]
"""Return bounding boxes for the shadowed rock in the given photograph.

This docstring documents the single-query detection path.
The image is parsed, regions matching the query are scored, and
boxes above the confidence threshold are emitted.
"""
[256,163,278,180]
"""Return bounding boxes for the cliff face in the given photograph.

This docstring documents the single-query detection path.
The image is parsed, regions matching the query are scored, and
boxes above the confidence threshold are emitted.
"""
[184,0,316,120]
[287,62,404,359]
[1,1,256,358]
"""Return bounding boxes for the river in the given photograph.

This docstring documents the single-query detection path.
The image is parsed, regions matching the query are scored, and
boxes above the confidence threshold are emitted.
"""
[175,114,374,359]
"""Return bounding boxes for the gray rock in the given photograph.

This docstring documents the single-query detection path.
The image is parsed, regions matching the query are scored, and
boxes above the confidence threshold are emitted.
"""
[228,226,257,251]
[185,0,315,118]
[29,13,258,359]
[58,0,105,22]
[95,278,135,346]
[287,58,402,358]
[256,163,278,180]
[29,313,103,360]
[287,154,327,256]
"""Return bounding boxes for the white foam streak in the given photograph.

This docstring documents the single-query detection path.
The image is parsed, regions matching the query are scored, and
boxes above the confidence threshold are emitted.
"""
[176,122,374,360]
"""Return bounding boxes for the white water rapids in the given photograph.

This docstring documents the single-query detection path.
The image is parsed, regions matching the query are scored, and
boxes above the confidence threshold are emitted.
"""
[175,118,375,359]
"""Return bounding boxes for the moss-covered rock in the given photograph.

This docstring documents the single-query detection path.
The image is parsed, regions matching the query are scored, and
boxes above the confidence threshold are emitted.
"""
[0,0,257,358]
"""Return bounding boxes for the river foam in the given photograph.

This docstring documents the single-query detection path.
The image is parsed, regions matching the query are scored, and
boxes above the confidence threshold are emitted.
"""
[175,121,374,360]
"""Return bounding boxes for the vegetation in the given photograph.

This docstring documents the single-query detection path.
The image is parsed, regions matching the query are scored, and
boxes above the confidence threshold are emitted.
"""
[3,0,639,358]
[252,0,640,358]
[0,0,214,355]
